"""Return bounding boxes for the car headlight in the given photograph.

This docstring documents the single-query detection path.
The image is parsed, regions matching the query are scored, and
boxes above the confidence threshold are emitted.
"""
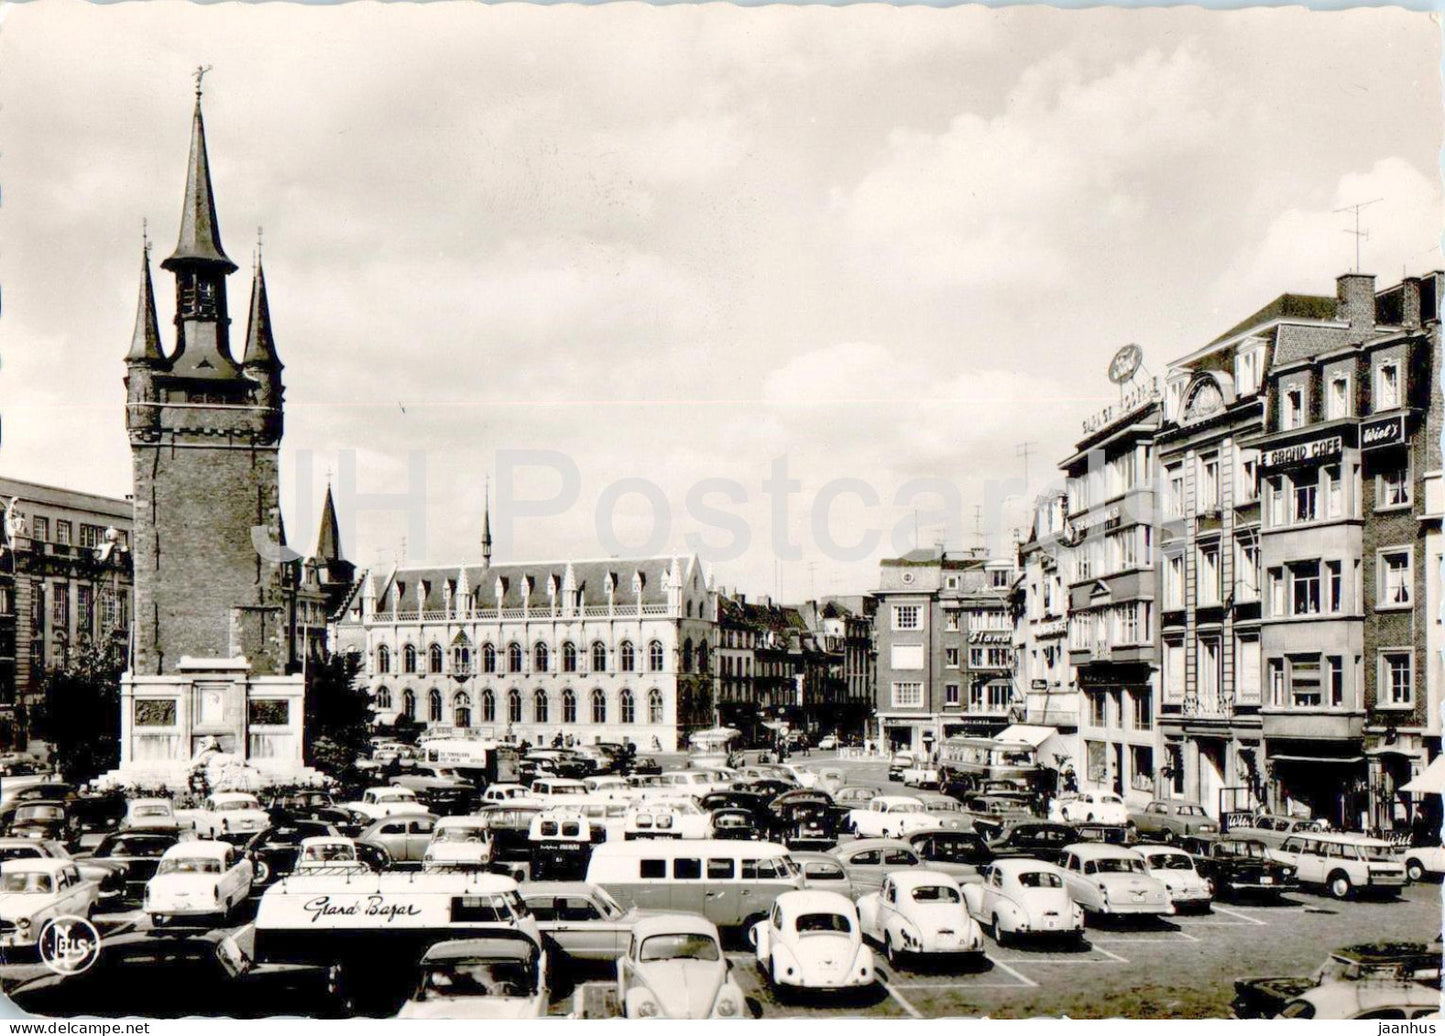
[637,999,660,1018]
[715,995,739,1018]
[17,918,31,932]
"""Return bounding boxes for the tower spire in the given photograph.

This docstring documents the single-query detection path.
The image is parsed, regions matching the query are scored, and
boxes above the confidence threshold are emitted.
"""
[163,74,236,273]
[241,255,282,370]
[126,229,165,364]
[316,483,342,563]
[482,477,493,567]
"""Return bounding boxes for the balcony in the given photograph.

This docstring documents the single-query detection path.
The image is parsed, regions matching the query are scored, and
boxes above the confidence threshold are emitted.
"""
[1260,709,1364,740]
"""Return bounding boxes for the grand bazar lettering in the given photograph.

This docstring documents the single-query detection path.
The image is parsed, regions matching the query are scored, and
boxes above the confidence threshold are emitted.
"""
[303,895,425,924]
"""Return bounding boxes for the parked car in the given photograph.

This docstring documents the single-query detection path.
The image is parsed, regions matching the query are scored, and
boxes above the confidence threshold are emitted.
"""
[480,783,533,805]
[1185,836,1299,900]
[914,793,975,832]
[0,783,75,829]
[1226,813,1329,850]
[423,816,494,871]
[829,838,924,895]
[398,933,549,1019]
[887,754,916,783]
[121,797,185,834]
[520,881,642,961]
[1269,831,1407,900]
[793,851,855,896]
[1401,844,1445,884]
[618,914,746,1018]
[988,821,1077,865]
[905,830,994,883]
[1058,843,1173,917]
[524,750,588,781]
[359,813,439,865]
[857,871,985,966]
[528,808,599,881]
[1136,844,1213,911]
[834,786,882,811]
[0,858,100,950]
[477,804,544,864]
[773,794,839,850]
[1233,941,1443,1019]
[242,819,348,885]
[624,800,709,841]
[1127,799,1218,842]
[1276,979,1440,1020]
[583,776,630,798]
[962,859,1084,945]
[85,831,186,901]
[846,796,944,840]
[342,786,430,824]
[628,756,663,777]
[816,735,839,751]
[1051,791,1129,826]
[961,793,1037,839]
[69,789,129,835]
[1069,822,1132,846]
[180,792,271,839]
[391,766,474,815]
[751,889,875,991]
[144,840,253,926]
[7,801,78,844]
[530,778,591,802]
[0,838,126,903]
[709,808,760,841]
[899,763,941,789]
[265,789,350,828]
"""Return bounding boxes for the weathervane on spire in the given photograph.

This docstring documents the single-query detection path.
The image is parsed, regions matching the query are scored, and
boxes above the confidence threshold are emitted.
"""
[193,64,212,98]
[255,225,263,271]
[142,217,150,259]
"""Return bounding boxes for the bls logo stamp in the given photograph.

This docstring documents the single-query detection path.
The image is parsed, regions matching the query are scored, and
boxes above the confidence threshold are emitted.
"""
[38,915,101,976]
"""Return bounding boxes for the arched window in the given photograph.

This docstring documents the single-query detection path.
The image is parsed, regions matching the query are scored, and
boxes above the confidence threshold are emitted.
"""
[375,686,393,710]
[428,644,444,674]
[534,642,550,673]
[376,645,391,674]
[508,689,522,724]
[563,689,577,724]
[648,689,664,724]
[402,688,416,720]
[696,642,709,673]
[648,640,665,672]
[682,639,694,673]
[620,689,635,724]
[482,643,497,673]
[481,689,495,723]
[534,689,549,723]
[591,689,607,724]
[453,693,472,728]
[507,643,524,673]
[687,601,694,618]
[428,689,443,723]
[591,642,607,672]
[562,642,578,672]
[402,644,418,674]
[619,640,635,672]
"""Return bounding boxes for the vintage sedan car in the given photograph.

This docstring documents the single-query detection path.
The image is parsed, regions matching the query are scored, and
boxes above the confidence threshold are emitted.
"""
[846,796,944,840]
[628,756,663,777]
[0,837,126,902]
[624,800,710,840]
[530,778,591,801]
[772,794,839,850]
[423,816,494,871]
[582,776,631,798]
[816,735,839,752]
[887,754,917,783]
[793,852,855,896]
[359,812,439,865]
[241,820,348,886]
[751,889,875,991]
[914,793,975,832]
[1276,979,1441,1020]
[144,840,253,925]
[480,783,534,805]
[618,914,747,1018]
[391,766,474,815]
[1233,941,1443,1019]
[85,831,186,901]
[478,804,545,864]
[834,786,883,811]
[899,763,941,789]
[293,836,385,874]
[1136,844,1213,911]
[905,830,993,884]
[0,858,100,949]
[1401,844,1445,883]
[180,792,271,839]
[1058,843,1173,917]
[1226,813,1329,850]
[961,793,1037,840]
[1127,800,1218,843]
[988,821,1077,865]
[709,808,761,841]
[829,839,924,895]
[7,802,77,844]
[1269,831,1407,900]
[857,871,985,965]
[121,797,185,833]
[962,859,1084,944]
[1051,791,1129,826]
[342,786,431,823]
[0,783,75,828]
[398,933,548,1019]
[1185,836,1299,899]
[521,881,642,961]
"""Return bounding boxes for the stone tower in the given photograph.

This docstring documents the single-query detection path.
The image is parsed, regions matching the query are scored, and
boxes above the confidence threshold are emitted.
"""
[116,81,307,784]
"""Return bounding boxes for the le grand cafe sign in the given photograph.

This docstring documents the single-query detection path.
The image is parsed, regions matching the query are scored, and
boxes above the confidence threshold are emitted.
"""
[1259,415,1406,472]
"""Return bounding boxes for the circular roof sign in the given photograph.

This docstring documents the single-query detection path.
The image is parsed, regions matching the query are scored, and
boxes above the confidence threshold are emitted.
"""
[1108,343,1143,385]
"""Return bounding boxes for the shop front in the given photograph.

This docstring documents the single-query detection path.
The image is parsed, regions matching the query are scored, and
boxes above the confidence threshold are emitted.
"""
[1265,737,1367,828]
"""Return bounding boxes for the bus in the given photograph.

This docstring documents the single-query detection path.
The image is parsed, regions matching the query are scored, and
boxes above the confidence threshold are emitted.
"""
[938,735,1051,799]
[418,738,520,789]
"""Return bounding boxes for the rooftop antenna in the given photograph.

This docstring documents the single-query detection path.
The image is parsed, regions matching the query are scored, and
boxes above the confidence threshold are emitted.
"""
[1334,197,1383,273]
[141,218,150,259]
[1016,440,1038,490]
[973,505,985,550]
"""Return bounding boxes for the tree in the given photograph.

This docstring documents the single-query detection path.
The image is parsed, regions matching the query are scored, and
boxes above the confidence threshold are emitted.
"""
[31,640,125,783]
[303,652,373,777]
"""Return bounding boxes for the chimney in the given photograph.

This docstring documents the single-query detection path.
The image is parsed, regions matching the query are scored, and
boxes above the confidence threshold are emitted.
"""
[1400,277,1423,330]
[1337,273,1376,333]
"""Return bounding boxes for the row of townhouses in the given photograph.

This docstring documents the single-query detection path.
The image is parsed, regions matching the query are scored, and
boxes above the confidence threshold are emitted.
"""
[1009,269,1442,835]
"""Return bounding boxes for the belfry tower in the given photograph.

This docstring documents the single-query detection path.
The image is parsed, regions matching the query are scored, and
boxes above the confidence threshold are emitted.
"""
[117,73,306,782]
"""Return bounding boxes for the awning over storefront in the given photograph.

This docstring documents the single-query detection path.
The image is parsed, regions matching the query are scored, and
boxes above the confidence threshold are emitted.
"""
[1401,755,1445,796]
[1269,754,1364,765]
[994,724,1057,748]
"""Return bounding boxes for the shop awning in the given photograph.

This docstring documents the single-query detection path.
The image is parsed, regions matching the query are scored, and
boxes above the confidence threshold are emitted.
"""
[994,724,1058,748]
[1269,754,1365,765]
[1401,755,1445,795]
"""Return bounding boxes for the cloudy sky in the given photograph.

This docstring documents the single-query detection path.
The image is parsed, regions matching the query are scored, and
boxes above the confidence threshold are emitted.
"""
[1,3,1439,599]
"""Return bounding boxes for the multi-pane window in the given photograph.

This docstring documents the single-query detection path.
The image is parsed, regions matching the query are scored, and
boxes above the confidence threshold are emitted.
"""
[79,524,104,549]
[1376,361,1400,410]
[1197,455,1220,512]
[1196,543,1221,605]
[534,690,549,723]
[1327,656,1344,708]
[31,517,48,542]
[944,647,959,669]
[562,642,578,672]
[1323,464,1343,519]
[1284,387,1305,429]
[51,586,68,630]
[1289,562,1321,615]
[429,644,444,673]
[1089,693,1108,727]
[1166,464,1185,518]
[968,646,1012,668]
[55,521,72,546]
[591,642,607,672]
[1377,465,1411,509]
[591,689,607,724]
[649,689,664,724]
[1327,374,1350,419]
[649,640,665,671]
[1236,538,1260,601]
[1236,634,1261,705]
[1326,560,1344,612]
[1379,651,1412,706]
[510,690,524,723]
[1237,452,1259,504]
[891,682,923,708]
[1198,638,1221,698]
[1131,691,1152,730]
[1293,478,1317,523]
[944,683,960,706]
[945,613,960,632]
[893,605,922,631]
[403,644,417,674]
[1379,549,1412,608]
[76,585,93,637]
[1289,655,1322,707]
[1164,553,1185,609]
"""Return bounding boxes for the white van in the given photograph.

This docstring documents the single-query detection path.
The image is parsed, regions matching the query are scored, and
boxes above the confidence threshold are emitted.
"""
[585,839,803,929]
